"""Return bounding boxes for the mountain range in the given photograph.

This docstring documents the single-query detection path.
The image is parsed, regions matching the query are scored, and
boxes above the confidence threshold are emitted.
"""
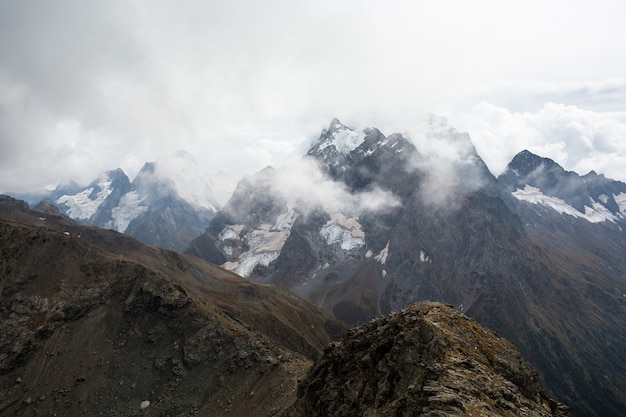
[12,150,234,252]
[5,117,626,416]
[187,118,626,417]
[0,196,566,416]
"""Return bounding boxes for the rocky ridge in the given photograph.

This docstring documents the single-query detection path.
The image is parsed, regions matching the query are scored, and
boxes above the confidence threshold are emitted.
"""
[185,120,626,416]
[286,302,568,417]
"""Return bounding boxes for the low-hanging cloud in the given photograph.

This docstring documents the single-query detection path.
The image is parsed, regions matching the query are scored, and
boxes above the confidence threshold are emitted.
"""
[269,158,402,216]
[403,115,491,208]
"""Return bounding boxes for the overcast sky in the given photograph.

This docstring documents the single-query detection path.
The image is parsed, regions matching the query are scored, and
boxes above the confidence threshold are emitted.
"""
[2,0,626,194]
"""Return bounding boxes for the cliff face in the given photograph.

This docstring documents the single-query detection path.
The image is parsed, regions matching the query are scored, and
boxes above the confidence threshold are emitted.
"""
[286,302,569,417]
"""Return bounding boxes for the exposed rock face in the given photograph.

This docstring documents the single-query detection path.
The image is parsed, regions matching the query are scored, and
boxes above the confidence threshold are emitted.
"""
[186,121,626,416]
[286,302,568,417]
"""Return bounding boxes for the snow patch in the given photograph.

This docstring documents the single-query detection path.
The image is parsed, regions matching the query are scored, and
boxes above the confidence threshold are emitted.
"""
[365,249,373,258]
[419,250,432,263]
[319,212,365,250]
[374,241,390,264]
[598,194,609,204]
[221,208,297,278]
[273,207,297,231]
[320,125,366,154]
[56,175,113,220]
[512,185,616,223]
[111,191,147,232]
[614,192,626,215]
[584,201,616,223]
[234,251,280,278]
[219,224,245,241]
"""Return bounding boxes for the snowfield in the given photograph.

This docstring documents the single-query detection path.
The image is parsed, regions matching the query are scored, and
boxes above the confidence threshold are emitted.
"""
[512,185,618,223]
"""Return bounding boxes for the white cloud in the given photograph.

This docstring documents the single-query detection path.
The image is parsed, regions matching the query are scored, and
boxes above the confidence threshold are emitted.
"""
[2,1,626,193]
[271,158,401,215]
[452,102,626,182]
[403,115,490,208]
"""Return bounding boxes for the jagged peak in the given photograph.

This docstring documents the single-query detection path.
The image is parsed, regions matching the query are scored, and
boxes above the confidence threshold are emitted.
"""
[505,149,563,177]
[313,119,364,156]
[328,118,345,131]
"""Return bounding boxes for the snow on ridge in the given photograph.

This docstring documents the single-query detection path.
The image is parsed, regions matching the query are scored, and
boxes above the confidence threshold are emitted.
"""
[512,185,616,223]
[56,176,113,220]
[319,212,365,250]
[584,201,616,223]
[319,125,367,155]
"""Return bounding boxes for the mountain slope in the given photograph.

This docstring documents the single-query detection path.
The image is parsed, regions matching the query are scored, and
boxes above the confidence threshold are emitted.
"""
[187,119,626,417]
[286,302,568,417]
[0,196,343,417]
[26,153,221,252]
[499,149,626,222]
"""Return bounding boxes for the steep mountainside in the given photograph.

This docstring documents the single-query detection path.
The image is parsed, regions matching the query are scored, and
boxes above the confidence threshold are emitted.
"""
[499,149,626,221]
[187,119,626,417]
[286,302,568,417]
[0,197,567,417]
[0,196,344,417]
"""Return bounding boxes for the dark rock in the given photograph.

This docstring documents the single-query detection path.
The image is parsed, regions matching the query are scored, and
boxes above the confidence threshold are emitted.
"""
[285,302,568,417]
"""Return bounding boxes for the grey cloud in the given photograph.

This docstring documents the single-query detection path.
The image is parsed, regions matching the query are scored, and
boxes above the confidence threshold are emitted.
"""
[404,115,490,209]
[271,158,401,216]
[2,1,626,194]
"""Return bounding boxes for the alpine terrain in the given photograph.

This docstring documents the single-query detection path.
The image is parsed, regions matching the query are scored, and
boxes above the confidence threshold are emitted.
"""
[19,151,224,252]
[188,118,626,416]
[0,196,567,416]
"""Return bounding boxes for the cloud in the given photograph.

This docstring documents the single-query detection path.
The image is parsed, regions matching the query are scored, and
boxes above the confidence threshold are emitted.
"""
[402,115,490,208]
[452,102,626,182]
[271,158,401,216]
[2,1,626,194]
[454,78,626,113]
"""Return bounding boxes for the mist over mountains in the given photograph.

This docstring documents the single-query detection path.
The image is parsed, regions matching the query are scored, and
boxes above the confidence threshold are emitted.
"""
[4,117,626,416]
[10,150,239,252]
[186,118,626,417]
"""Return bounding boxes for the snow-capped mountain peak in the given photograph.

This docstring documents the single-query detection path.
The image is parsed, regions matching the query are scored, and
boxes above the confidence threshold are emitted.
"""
[54,169,129,221]
[499,149,626,222]
[316,119,367,155]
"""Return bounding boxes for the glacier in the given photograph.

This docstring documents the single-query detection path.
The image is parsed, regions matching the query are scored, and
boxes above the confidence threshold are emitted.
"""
[512,185,618,223]
[110,191,147,232]
[319,212,365,250]
[56,175,113,220]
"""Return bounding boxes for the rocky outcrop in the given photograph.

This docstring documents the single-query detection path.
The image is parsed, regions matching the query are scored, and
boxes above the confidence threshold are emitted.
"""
[286,302,568,417]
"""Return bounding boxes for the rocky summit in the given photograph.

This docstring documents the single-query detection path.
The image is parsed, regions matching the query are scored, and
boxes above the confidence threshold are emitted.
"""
[286,302,569,417]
